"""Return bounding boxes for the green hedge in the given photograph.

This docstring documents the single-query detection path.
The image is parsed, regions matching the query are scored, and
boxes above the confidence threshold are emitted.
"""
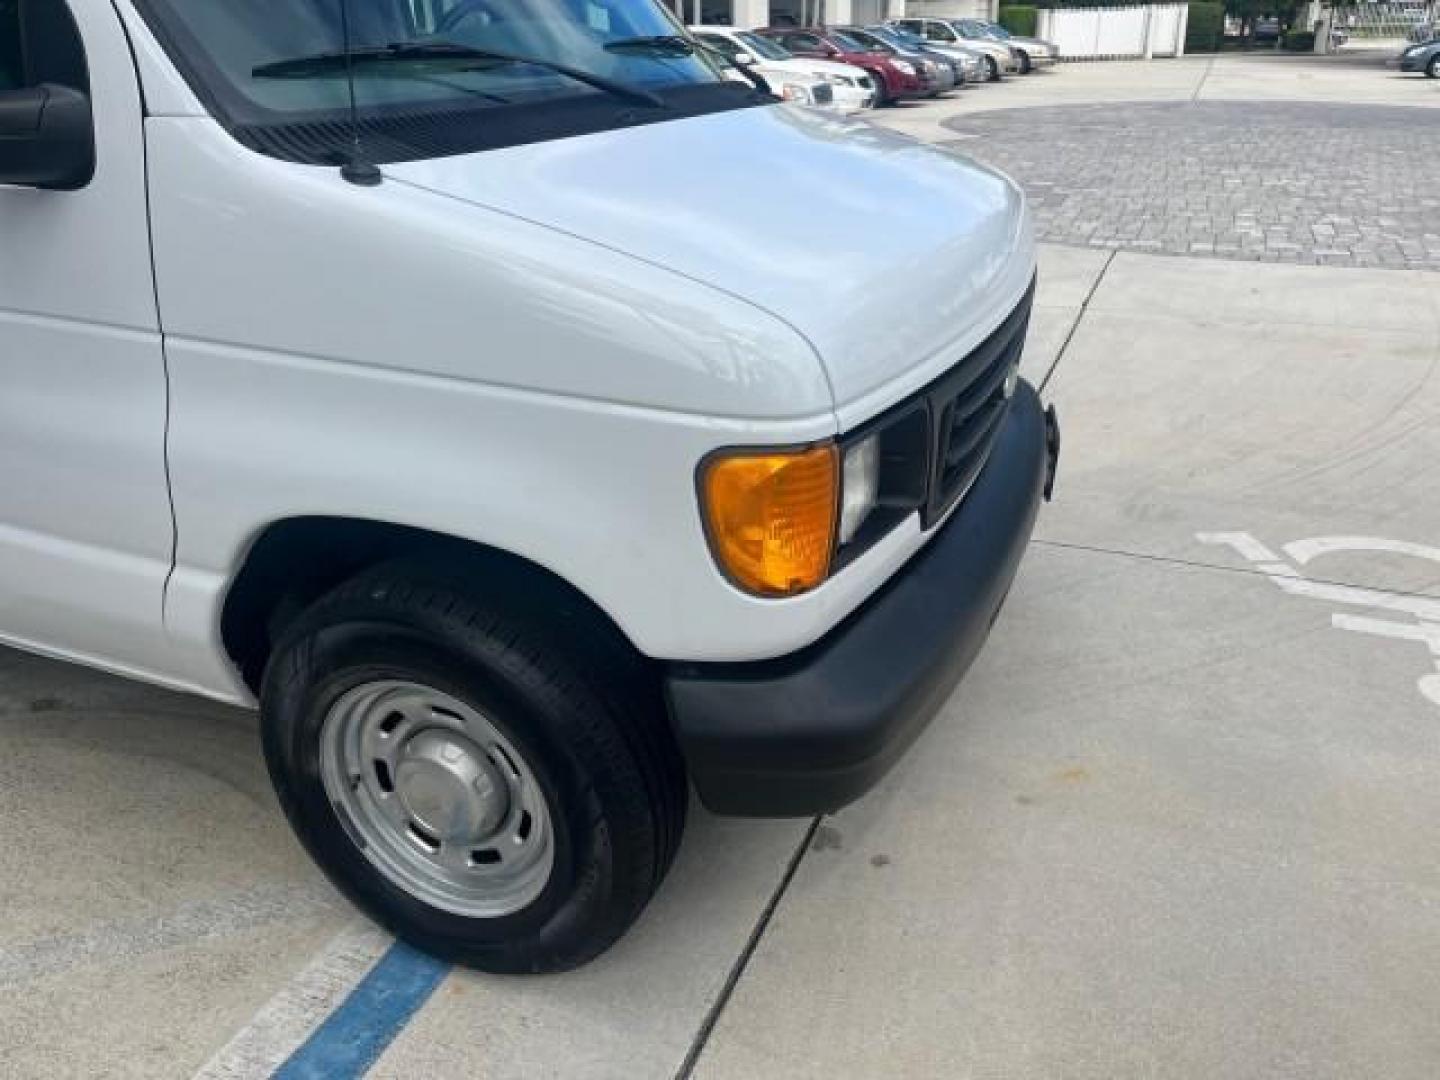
[1282,29,1316,50]
[1185,1,1223,52]
[998,5,1039,36]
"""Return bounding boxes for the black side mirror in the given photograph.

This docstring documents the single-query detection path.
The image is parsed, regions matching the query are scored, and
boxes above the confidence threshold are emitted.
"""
[0,83,95,191]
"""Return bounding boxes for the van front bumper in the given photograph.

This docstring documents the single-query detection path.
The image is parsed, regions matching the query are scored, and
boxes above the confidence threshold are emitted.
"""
[666,380,1058,817]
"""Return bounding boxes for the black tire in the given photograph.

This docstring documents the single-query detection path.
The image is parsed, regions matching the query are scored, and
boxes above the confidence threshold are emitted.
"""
[260,558,687,973]
[985,55,1001,82]
[870,71,891,105]
[1427,55,1439,77]
[1017,50,1032,74]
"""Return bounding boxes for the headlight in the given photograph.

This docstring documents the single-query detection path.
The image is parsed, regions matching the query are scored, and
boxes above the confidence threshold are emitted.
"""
[1404,44,1424,55]
[892,60,915,74]
[780,83,814,103]
[838,435,880,546]
[699,407,936,594]
[700,445,837,596]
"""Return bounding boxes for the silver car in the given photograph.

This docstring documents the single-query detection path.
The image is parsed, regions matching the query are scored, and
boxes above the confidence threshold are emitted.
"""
[865,24,987,85]
[956,19,1059,74]
[891,17,1021,80]
[838,26,957,96]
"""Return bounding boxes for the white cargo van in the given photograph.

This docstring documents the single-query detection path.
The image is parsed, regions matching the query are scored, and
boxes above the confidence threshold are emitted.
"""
[0,0,1057,971]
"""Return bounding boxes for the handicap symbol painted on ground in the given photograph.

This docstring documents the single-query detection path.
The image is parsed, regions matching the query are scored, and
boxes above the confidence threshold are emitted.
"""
[1198,532,1440,709]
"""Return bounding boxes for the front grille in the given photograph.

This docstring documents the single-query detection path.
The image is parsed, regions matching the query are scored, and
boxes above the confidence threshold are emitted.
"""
[920,280,1034,526]
[812,82,835,105]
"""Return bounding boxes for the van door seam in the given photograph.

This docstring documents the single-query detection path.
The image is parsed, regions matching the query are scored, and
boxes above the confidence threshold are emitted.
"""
[109,0,179,627]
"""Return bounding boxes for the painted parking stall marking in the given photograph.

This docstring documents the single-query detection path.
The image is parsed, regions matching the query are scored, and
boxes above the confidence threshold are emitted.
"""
[272,940,449,1079]
[1199,532,1440,707]
[192,920,449,1080]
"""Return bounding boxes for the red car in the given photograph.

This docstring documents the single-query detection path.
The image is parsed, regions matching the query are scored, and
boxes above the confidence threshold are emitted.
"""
[756,27,925,104]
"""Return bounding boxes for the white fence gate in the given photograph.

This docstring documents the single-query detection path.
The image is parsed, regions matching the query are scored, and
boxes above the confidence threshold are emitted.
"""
[1036,4,1190,59]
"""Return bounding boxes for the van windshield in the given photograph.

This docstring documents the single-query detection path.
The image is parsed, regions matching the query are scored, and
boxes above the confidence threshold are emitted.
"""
[133,0,764,164]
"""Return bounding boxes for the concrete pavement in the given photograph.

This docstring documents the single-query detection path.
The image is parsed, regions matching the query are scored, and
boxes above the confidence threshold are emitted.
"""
[873,44,1438,147]
[691,250,1440,1080]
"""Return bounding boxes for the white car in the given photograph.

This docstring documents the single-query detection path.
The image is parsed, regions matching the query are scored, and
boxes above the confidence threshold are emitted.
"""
[708,47,838,110]
[691,26,877,111]
[1,0,1054,972]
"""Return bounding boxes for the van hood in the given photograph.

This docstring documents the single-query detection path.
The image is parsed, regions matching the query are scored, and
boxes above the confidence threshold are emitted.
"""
[384,104,1032,416]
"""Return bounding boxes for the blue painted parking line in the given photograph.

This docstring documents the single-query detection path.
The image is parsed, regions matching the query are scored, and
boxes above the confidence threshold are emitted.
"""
[271,941,451,1080]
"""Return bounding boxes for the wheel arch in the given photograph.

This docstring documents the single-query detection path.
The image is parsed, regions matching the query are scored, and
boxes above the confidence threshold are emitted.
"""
[219,516,643,694]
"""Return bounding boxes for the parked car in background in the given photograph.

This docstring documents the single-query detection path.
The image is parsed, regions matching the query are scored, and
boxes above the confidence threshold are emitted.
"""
[963,19,1059,73]
[1253,17,1281,42]
[863,23,985,86]
[713,55,838,110]
[836,26,956,97]
[891,17,1020,80]
[1397,35,1440,75]
[690,26,877,110]
[759,26,926,103]
[688,30,843,110]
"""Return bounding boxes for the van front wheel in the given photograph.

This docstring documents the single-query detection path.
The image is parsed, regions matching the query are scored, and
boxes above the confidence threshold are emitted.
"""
[260,560,687,973]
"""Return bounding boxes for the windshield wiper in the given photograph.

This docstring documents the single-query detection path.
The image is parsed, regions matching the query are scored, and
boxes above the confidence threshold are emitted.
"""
[603,35,694,56]
[252,41,665,109]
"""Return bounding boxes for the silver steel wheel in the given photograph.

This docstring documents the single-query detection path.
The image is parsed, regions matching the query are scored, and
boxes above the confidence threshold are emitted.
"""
[319,680,555,918]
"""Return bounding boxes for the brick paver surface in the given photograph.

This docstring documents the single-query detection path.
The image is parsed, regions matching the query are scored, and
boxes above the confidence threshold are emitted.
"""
[944,101,1440,270]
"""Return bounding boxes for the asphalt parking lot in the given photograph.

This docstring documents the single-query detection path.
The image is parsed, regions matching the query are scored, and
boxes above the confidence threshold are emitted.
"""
[5,51,1440,1080]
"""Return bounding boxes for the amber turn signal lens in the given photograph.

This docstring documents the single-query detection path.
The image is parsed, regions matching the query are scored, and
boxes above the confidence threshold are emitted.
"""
[701,445,839,596]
